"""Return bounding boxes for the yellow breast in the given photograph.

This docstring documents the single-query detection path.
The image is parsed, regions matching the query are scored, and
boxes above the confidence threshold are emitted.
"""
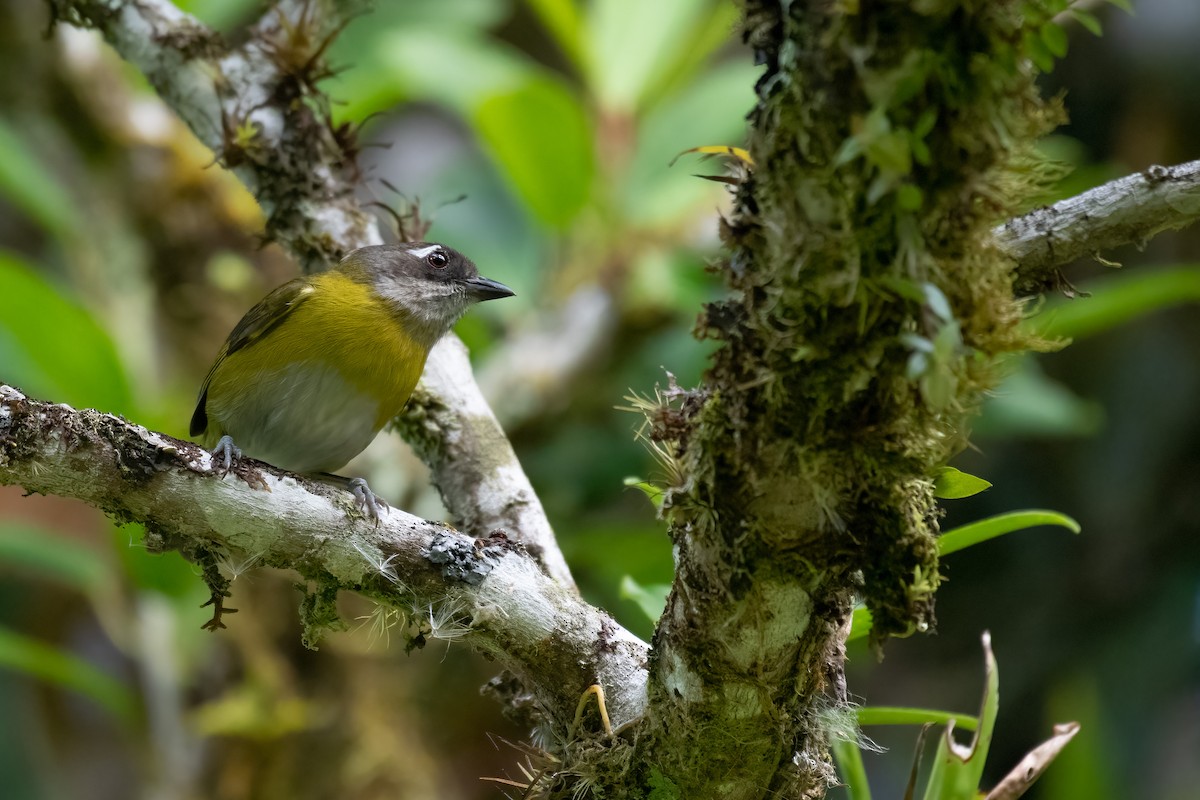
[203,272,430,472]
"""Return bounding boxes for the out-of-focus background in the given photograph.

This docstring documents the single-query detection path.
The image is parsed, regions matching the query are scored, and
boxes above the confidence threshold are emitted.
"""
[0,1,1195,798]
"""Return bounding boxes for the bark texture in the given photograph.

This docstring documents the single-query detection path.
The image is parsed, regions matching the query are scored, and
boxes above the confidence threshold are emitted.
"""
[995,159,1200,294]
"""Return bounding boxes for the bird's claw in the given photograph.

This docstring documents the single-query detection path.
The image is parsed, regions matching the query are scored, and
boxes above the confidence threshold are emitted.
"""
[348,477,388,525]
[210,435,242,474]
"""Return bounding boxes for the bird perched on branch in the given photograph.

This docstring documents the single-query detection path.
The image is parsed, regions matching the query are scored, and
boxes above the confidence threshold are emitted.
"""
[190,242,515,521]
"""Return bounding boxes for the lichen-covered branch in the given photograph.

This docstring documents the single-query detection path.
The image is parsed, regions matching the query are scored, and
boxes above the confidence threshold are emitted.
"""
[0,384,646,730]
[394,337,573,586]
[997,159,1200,295]
[46,0,573,587]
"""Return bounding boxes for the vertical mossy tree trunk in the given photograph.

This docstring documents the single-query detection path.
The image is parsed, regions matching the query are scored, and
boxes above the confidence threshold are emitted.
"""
[621,3,1058,797]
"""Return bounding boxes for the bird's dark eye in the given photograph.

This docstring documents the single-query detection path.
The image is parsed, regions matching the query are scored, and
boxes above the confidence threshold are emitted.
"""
[427,250,449,268]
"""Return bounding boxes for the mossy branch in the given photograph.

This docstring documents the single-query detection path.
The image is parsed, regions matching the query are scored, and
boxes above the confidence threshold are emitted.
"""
[0,384,648,731]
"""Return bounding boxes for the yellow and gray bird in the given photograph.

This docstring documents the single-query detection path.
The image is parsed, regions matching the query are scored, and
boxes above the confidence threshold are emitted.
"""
[190,242,514,519]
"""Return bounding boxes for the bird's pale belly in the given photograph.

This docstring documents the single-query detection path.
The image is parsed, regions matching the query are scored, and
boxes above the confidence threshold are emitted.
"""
[212,362,385,474]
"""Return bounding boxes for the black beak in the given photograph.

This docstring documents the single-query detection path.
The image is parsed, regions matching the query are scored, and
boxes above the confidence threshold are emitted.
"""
[463,276,516,302]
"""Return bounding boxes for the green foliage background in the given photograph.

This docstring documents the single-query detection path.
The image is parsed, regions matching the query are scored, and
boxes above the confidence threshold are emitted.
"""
[0,1,1196,798]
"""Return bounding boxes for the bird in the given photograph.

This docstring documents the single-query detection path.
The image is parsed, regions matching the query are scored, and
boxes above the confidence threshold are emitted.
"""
[190,242,514,521]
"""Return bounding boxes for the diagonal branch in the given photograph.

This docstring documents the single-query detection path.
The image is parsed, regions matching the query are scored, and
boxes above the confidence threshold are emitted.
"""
[996,159,1200,295]
[47,0,573,587]
[0,384,647,729]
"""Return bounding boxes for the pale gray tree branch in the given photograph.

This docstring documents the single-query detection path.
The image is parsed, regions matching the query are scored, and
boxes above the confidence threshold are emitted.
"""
[996,159,1200,294]
[48,0,573,587]
[0,384,648,730]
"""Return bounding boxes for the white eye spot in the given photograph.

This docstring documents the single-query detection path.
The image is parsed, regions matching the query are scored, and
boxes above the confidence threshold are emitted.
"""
[407,244,442,259]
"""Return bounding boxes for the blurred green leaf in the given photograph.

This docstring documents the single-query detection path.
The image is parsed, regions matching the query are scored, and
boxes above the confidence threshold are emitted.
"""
[976,358,1103,438]
[0,524,106,591]
[0,626,134,724]
[375,29,531,114]
[831,734,873,800]
[170,0,259,29]
[625,61,758,223]
[473,78,594,227]
[526,0,587,71]
[0,119,80,239]
[857,707,979,732]
[939,510,1080,558]
[619,575,670,624]
[1039,676,1119,800]
[112,524,203,598]
[639,2,742,109]
[1040,23,1069,58]
[586,0,712,111]
[933,467,992,499]
[0,251,132,412]
[1070,8,1103,36]
[1030,266,1200,341]
[329,0,514,121]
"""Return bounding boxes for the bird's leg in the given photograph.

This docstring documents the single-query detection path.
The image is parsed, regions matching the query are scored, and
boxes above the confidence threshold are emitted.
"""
[210,434,242,473]
[315,473,389,525]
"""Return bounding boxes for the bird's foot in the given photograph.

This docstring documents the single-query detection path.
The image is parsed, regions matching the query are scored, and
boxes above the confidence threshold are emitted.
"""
[348,477,389,526]
[210,435,242,474]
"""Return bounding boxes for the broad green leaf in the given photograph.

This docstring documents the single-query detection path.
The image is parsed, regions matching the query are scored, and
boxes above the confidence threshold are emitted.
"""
[376,29,532,113]
[831,734,873,800]
[473,78,594,227]
[976,358,1103,438]
[857,706,979,732]
[0,119,80,239]
[1030,266,1200,341]
[619,575,670,624]
[586,0,711,111]
[0,626,135,723]
[0,524,106,591]
[939,510,1080,557]
[0,251,131,412]
[329,2,512,122]
[933,467,992,499]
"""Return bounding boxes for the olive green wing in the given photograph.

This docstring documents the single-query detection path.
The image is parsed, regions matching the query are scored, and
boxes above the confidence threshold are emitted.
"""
[190,278,316,438]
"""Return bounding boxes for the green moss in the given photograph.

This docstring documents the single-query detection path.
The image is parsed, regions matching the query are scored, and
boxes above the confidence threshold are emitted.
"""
[298,579,347,649]
[664,0,1065,648]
